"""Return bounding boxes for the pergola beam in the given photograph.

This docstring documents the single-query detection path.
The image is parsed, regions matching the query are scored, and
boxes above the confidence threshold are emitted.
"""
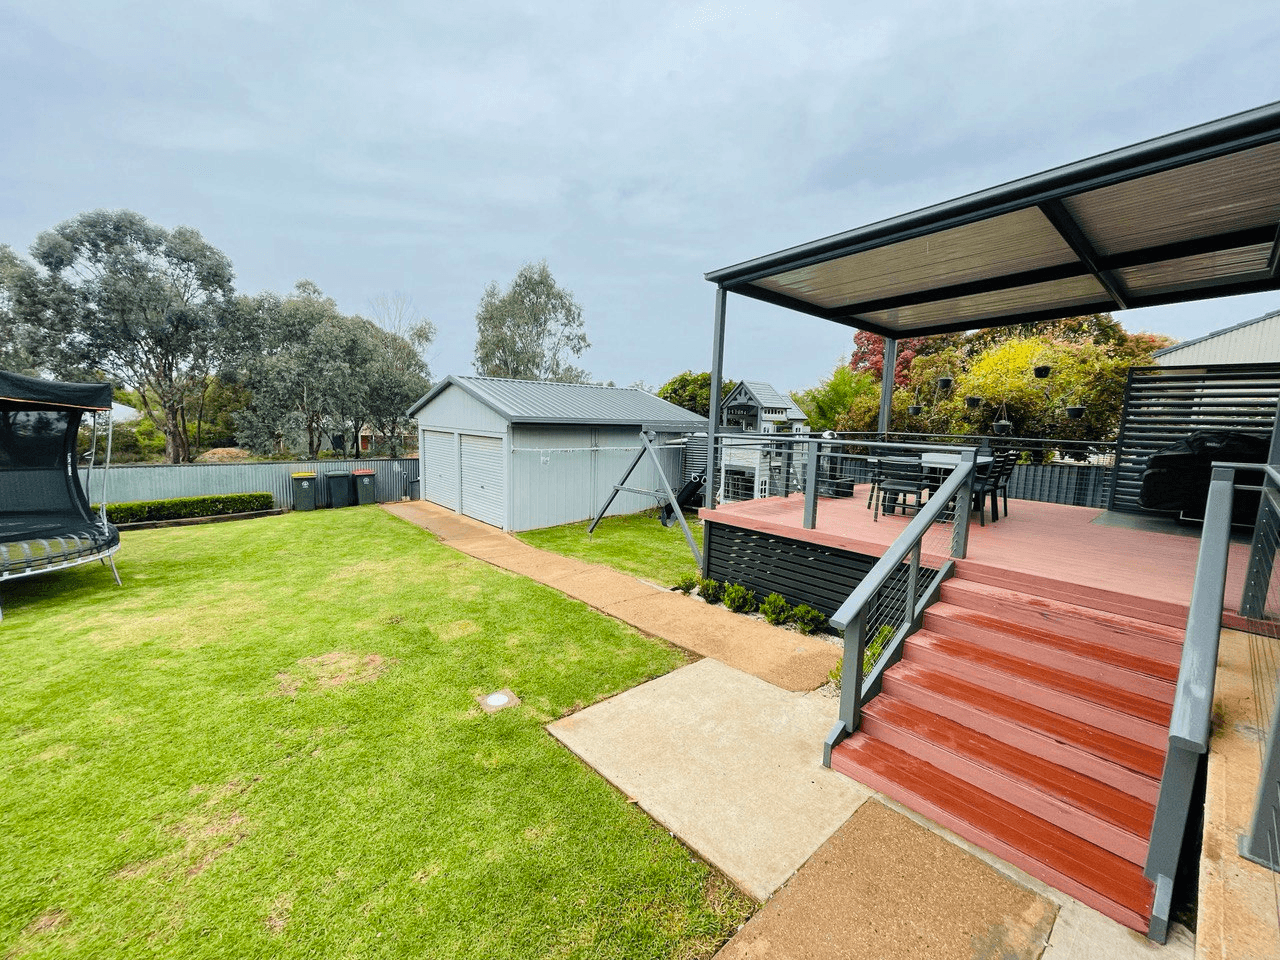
[1038,199,1131,310]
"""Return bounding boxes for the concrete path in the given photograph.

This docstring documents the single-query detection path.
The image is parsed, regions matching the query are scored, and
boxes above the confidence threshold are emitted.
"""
[549,658,870,900]
[382,501,841,691]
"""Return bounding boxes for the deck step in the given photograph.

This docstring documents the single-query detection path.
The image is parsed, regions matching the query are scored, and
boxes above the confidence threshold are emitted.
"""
[882,661,1164,794]
[905,631,1172,738]
[829,736,1154,932]
[952,559,1189,629]
[861,695,1155,863]
[923,601,1179,691]
[936,578,1185,658]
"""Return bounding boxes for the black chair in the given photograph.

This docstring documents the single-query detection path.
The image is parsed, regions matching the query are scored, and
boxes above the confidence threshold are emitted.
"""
[991,449,1019,519]
[873,455,928,521]
[969,450,1014,525]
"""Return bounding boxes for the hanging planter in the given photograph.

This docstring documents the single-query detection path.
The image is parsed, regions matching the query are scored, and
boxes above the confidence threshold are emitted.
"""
[935,376,953,392]
[1065,405,1085,420]
[965,395,982,410]
[1034,365,1052,379]
[907,404,923,416]
[992,419,1012,435]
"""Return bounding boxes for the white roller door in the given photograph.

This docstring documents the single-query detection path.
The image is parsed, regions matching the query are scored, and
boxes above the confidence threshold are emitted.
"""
[460,434,505,528]
[419,429,458,510]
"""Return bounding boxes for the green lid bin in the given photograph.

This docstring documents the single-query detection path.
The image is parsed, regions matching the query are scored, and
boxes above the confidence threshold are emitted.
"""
[326,471,353,508]
[291,472,317,511]
[353,469,376,505]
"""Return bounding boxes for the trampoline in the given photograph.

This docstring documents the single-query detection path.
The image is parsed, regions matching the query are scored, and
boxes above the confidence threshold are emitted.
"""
[1,369,121,620]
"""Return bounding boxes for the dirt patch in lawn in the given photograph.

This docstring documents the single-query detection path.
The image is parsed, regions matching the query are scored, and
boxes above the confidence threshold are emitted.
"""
[24,908,70,935]
[275,652,395,697]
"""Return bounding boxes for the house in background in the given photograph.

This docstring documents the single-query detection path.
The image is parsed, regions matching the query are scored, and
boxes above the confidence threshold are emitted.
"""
[408,376,706,531]
[720,381,808,433]
[1154,306,1280,365]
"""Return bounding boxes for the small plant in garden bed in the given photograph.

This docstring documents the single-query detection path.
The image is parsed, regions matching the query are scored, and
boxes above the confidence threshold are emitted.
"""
[760,592,790,625]
[673,574,699,594]
[827,624,897,690]
[698,578,724,604]
[790,604,826,635]
[723,583,757,614]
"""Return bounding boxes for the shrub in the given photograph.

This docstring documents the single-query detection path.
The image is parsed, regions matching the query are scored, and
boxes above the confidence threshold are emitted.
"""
[863,624,895,674]
[828,658,843,689]
[760,593,791,625]
[698,578,723,604]
[104,493,275,524]
[673,574,699,594]
[790,604,827,635]
[723,583,757,614]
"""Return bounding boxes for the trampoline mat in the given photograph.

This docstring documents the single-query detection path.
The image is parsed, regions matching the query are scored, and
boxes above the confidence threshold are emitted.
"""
[0,512,120,576]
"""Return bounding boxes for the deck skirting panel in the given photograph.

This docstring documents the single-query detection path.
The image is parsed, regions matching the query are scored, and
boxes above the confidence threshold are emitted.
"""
[705,520,928,618]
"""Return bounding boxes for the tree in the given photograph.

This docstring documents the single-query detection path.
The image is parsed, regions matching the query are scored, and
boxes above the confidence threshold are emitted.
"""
[657,371,736,418]
[791,364,879,431]
[234,283,377,459]
[19,210,239,463]
[0,245,41,375]
[473,261,590,382]
[365,325,431,456]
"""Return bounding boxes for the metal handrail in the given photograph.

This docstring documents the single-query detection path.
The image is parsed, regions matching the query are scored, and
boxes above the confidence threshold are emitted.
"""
[1143,466,1236,943]
[822,450,976,766]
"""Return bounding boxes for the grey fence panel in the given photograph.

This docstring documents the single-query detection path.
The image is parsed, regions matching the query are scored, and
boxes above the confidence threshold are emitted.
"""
[1007,461,1111,509]
[82,458,420,510]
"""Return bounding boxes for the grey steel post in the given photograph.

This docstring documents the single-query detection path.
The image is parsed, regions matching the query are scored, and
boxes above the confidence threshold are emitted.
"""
[701,286,728,576]
[877,338,897,436]
[906,541,921,629]
[951,449,976,558]
[1239,680,1280,870]
[824,607,867,767]
[803,438,820,529]
[782,439,793,498]
[1241,482,1278,618]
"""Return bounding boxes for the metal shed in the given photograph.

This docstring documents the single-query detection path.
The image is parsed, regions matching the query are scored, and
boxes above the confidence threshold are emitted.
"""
[1153,306,1280,365]
[407,376,707,531]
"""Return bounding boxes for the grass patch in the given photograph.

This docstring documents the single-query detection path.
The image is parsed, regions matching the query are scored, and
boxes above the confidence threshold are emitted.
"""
[0,508,752,958]
[516,511,702,588]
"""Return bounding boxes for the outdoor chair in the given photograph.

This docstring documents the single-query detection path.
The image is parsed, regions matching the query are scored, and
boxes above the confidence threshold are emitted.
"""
[991,449,1019,520]
[873,455,928,521]
[969,450,1013,526]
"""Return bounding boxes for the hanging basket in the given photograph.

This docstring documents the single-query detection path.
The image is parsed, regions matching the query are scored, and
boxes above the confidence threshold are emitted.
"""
[1034,365,1051,379]
[935,376,953,392]
[965,395,982,410]
[1065,405,1085,420]
[907,405,923,416]
[993,419,1012,436]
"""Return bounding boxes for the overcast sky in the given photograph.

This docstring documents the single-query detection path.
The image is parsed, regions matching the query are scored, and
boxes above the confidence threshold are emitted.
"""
[4,0,1280,394]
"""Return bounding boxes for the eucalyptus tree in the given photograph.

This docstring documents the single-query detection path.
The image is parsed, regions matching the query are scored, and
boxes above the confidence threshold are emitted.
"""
[21,210,240,462]
[473,260,590,383]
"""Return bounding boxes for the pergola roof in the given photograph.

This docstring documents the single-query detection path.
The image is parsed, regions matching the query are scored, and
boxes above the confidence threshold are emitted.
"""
[706,101,1280,338]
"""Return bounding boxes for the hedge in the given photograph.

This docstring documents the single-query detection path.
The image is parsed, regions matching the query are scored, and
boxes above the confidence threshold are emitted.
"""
[103,493,276,524]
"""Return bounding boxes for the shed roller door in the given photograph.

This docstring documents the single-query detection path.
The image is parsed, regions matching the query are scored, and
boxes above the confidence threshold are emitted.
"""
[460,434,505,528]
[420,429,458,510]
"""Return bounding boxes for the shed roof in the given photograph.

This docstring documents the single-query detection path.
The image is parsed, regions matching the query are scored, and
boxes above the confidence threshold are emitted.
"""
[706,100,1280,338]
[726,381,807,421]
[408,376,708,431]
[1153,306,1280,358]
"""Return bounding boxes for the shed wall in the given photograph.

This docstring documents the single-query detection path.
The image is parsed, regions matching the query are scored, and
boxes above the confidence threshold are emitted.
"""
[509,424,685,531]
[415,385,508,434]
[1156,319,1280,366]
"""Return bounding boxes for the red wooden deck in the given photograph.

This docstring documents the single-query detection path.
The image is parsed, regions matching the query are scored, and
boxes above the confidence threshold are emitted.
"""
[700,493,1254,622]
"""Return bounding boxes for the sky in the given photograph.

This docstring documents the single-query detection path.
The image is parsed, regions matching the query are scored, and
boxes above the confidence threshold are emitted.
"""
[3,0,1280,395]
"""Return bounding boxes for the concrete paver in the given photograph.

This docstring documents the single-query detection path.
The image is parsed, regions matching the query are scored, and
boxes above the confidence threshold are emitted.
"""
[548,658,871,901]
[714,798,1058,960]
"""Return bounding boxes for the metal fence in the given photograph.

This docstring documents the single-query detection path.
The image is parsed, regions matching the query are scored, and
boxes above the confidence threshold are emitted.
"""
[82,458,420,510]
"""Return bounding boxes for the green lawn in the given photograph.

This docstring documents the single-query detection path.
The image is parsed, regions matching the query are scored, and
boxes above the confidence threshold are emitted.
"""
[0,509,751,959]
[515,512,702,588]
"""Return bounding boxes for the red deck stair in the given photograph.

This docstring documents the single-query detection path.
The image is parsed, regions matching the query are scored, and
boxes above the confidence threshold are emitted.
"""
[828,568,1184,934]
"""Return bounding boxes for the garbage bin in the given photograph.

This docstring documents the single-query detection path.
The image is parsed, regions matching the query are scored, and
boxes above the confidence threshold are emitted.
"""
[326,471,353,508]
[292,472,317,511]
[353,469,376,505]
[408,478,420,500]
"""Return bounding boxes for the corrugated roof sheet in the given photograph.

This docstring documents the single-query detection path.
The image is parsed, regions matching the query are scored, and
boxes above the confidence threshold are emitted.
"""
[1153,306,1280,357]
[409,376,708,429]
